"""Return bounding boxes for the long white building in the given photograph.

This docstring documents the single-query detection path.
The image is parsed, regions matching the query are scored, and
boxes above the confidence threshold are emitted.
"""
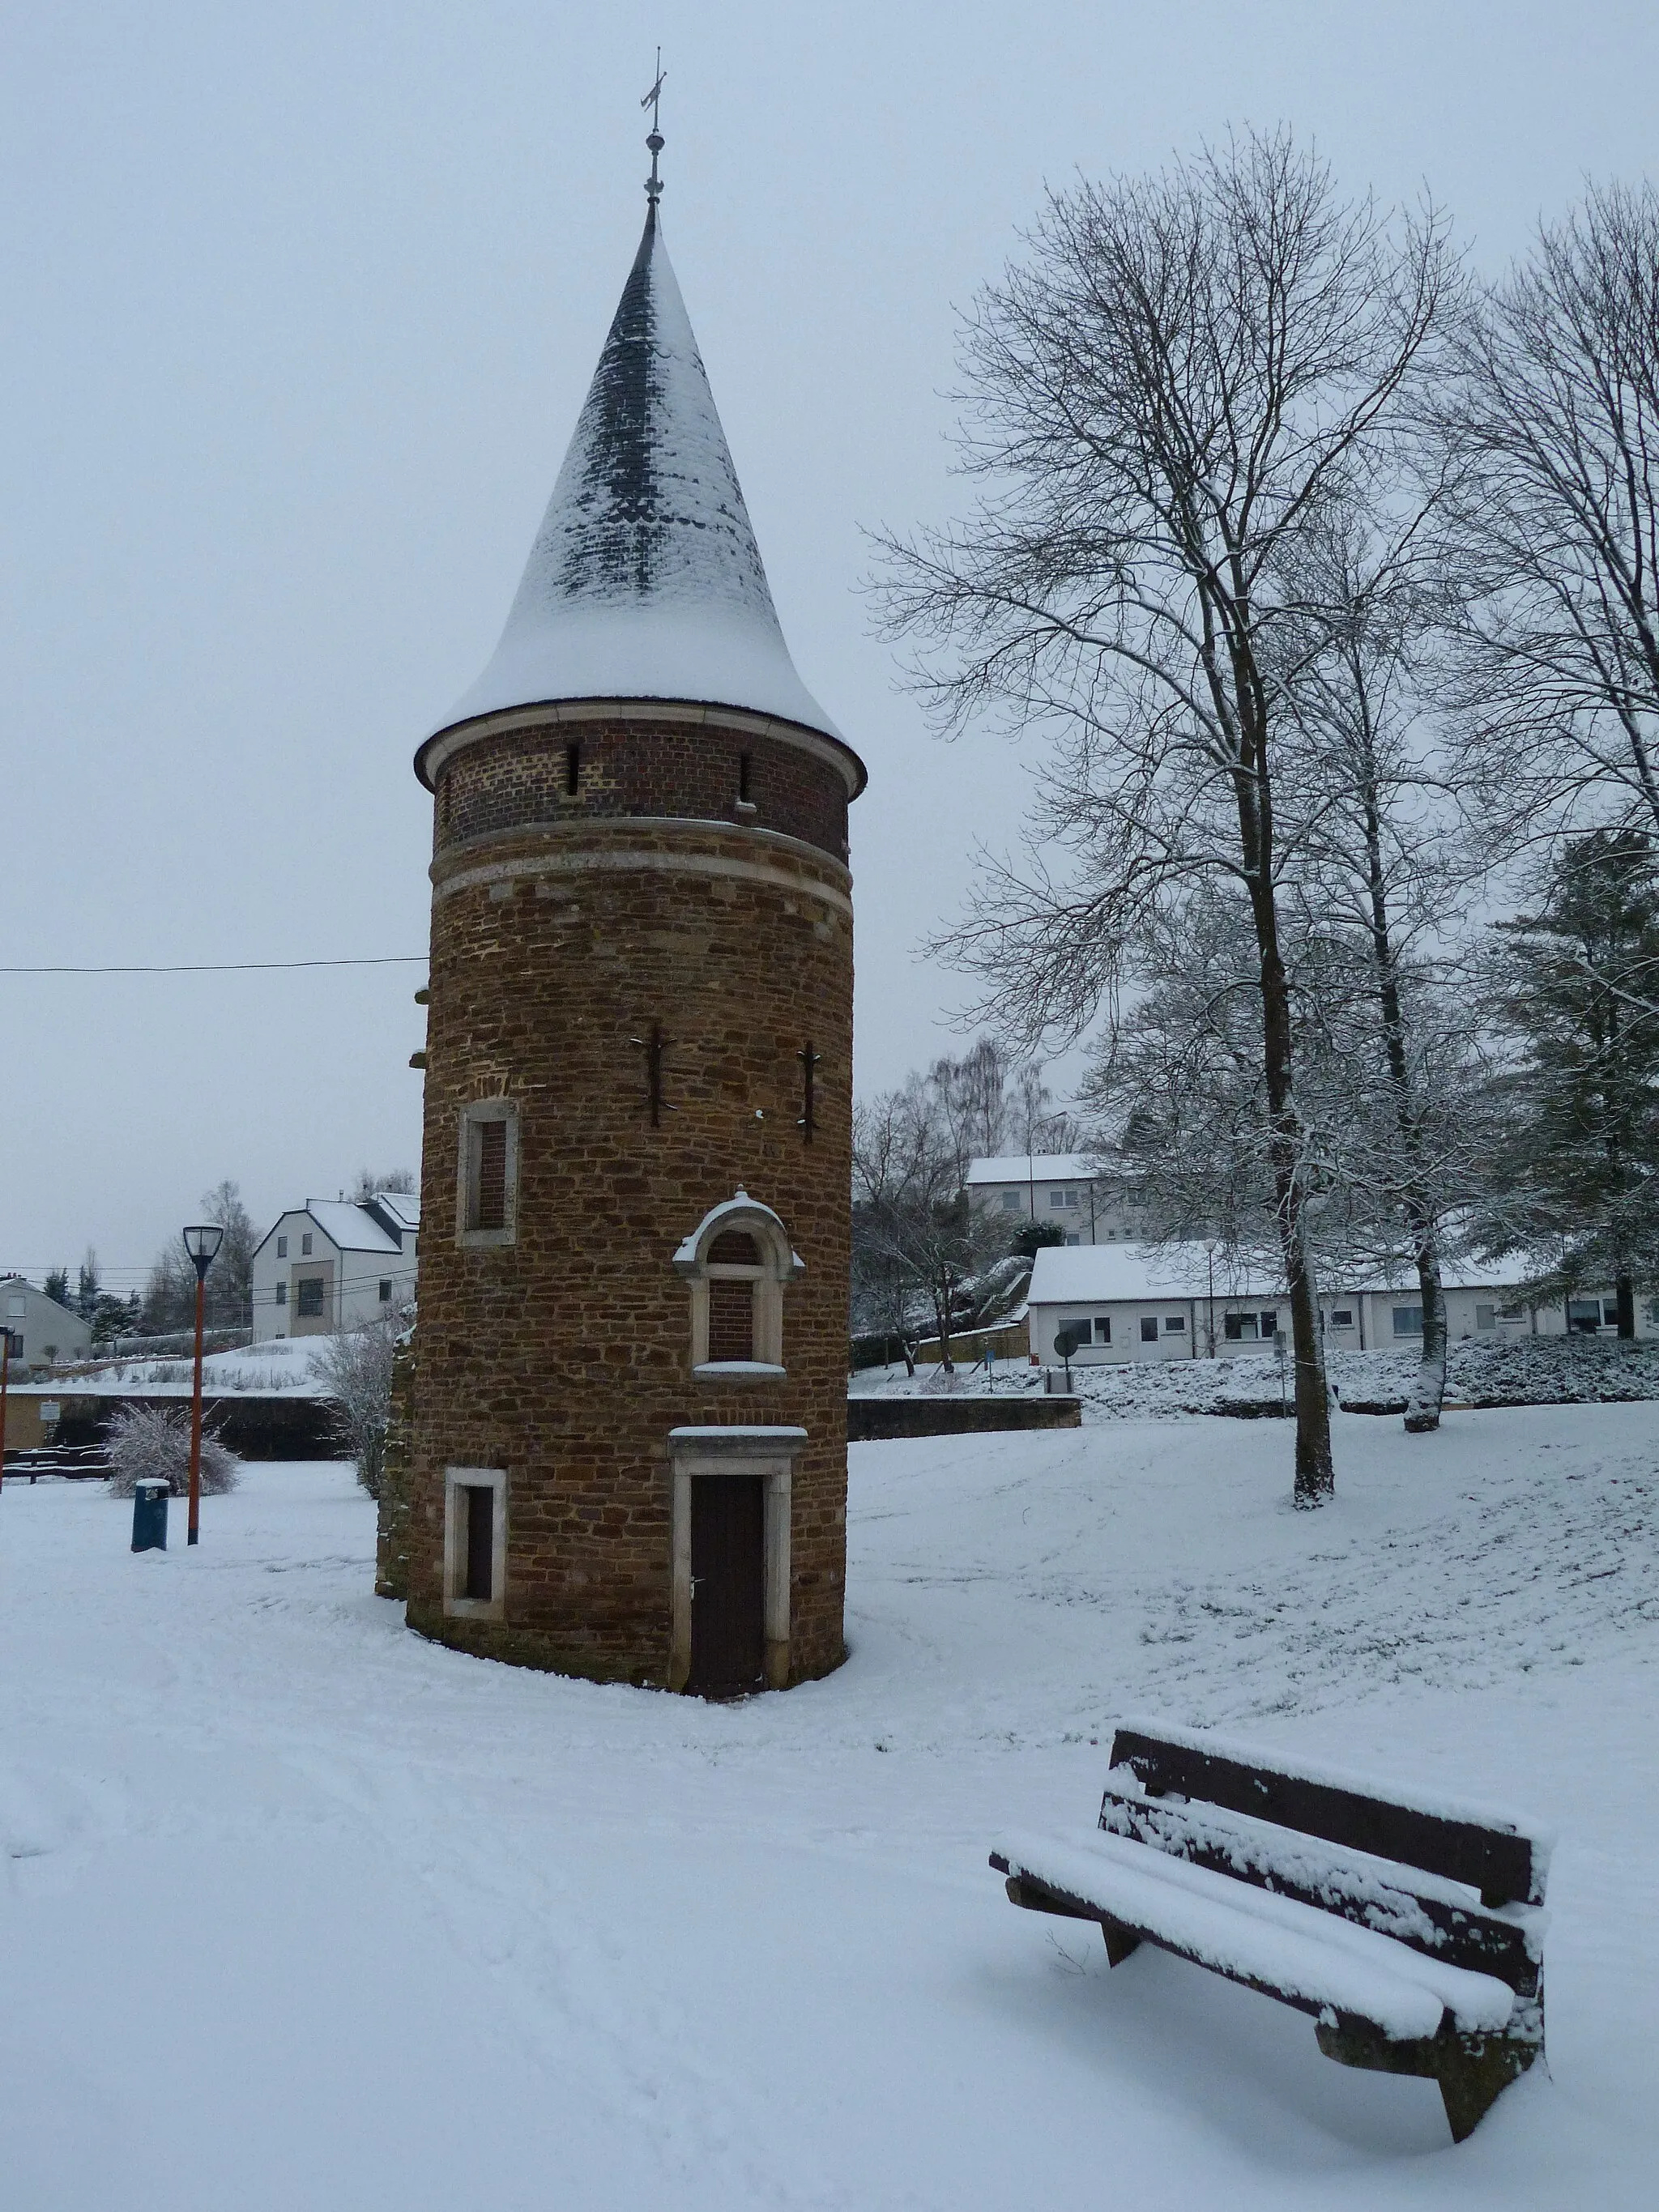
[1026,1242,1658,1366]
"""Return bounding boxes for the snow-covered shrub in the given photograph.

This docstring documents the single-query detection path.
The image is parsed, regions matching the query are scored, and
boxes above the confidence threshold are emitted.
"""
[105,1403,240,1497]
[313,1311,409,1498]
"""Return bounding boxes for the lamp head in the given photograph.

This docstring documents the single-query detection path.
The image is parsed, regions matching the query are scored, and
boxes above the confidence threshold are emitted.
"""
[182,1224,224,1281]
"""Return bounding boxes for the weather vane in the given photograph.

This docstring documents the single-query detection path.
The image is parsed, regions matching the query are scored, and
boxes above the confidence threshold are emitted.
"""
[642,49,666,206]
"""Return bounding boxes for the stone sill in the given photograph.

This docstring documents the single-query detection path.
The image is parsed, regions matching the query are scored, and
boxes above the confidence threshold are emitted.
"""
[693,1362,787,1383]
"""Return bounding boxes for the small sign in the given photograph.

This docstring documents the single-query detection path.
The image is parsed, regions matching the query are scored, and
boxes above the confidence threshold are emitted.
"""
[40,1401,61,1425]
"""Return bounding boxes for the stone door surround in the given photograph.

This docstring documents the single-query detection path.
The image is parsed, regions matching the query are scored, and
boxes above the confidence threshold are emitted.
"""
[667,1426,805,1692]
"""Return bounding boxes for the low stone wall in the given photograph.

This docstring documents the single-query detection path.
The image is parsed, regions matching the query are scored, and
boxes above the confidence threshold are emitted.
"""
[40,1395,340,1460]
[847,1394,1081,1441]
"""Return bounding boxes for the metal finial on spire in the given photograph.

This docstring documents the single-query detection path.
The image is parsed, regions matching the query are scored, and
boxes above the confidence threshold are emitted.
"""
[642,49,666,206]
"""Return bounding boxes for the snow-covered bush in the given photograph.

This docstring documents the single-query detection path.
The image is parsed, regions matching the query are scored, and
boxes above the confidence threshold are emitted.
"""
[313,1311,409,1498]
[105,1403,240,1497]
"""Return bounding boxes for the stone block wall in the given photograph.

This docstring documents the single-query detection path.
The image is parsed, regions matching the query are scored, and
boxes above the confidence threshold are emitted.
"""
[397,706,857,1687]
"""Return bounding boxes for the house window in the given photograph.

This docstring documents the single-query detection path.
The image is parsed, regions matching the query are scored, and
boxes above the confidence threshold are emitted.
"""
[1392,1305,1424,1336]
[1064,1191,1079,1209]
[1260,1311,1278,1336]
[6,1295,23,1319]
[738,751,753,805]
[1050,1191,1066,1209]
[676,1193,799,1377]
[1648,1298,1659,1327]
[1603,1300,1620,1327]
[276,1235,288,1258]
[296,1278,326,1319]
[1164,1314,1185,1332]
[275,1282,288,1307]
[1499,1302,1525,1322]
[1064,1319,1094,1348]
[1567,1298,1602,1334]
[1064,1233,1081,1247]
[1224,1312,1258,1340]
[1094,1316,1112,1342]
[1139,1316,1158,1343]
[1475,1303,1496,1331]
[458,1101,518,1247]
[565,741,581,796]
[1331,1308,1354,1328]
[443,1468,506,1621]
[378,1280,393,1303]
[1000,1191,1021,1212]
[301,1233,313,1256]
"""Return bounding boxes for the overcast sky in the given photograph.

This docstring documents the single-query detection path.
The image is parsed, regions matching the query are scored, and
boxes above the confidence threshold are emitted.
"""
[3,1,1656,1294]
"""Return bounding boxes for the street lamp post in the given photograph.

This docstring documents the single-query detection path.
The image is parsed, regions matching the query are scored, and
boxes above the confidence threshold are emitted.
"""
[181,1225,224,1545]
[0,1327,19,1494]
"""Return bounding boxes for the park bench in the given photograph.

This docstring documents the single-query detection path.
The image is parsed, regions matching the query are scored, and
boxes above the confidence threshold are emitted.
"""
[991,1720,1549,2142]
[2,1446,113,1485]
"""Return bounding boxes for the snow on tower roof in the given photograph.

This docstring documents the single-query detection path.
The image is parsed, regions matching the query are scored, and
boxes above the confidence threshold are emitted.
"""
[424,206,853,774]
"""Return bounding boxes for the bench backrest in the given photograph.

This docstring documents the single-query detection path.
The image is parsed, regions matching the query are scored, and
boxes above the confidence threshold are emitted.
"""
[1111,1725,1546,1909]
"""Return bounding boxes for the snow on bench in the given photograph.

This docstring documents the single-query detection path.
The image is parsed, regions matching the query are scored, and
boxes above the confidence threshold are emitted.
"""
[990,1721,1550,2142]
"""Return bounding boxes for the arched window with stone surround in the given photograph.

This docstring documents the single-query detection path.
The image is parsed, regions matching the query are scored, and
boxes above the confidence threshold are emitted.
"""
[672,1190,803,1378]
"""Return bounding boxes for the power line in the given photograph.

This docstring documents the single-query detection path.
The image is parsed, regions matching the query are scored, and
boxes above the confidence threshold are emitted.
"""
[0,955,427,975]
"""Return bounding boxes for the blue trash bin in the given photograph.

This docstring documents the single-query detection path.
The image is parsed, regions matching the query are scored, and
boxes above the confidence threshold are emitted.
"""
[132,1477,168,1553]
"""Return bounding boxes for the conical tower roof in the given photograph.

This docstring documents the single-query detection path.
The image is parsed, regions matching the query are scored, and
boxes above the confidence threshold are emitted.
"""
[429,205,842,748]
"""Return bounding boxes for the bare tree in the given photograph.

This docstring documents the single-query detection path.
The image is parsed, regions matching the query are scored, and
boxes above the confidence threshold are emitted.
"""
[351,1167,418,1201]
[201,1179,258,1329]
[1276,517,1499,1428]
[1432,181,1659,849]
[851,1080,1006,1372]
[874,132,1450,1503]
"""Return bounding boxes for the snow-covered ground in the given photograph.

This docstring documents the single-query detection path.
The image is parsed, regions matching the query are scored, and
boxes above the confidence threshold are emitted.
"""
[854,1336,1659,1417]
[2,1406,1656,2209]
[31,1336,333,1398]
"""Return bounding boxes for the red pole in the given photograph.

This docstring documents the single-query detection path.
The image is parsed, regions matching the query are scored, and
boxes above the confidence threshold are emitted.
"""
[0,1331,11,1494]
[186,1272,206,1545]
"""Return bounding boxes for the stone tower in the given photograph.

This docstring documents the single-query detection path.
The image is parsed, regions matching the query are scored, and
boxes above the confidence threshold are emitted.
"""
[391,156,864,1694]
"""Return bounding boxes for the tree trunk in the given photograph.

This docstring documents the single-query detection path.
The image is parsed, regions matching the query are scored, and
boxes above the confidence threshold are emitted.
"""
[1403,1238,1448,1433]
[1239,750,1336,1505]
[1615,1274,1636,1340]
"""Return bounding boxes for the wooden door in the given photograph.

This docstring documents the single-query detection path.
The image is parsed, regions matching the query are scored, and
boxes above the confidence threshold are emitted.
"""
[688,1475,765,1698]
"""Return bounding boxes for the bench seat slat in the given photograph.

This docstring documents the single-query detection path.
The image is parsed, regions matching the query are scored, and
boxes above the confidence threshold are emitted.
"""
[1098,1778,1542,1987]
[994,1828,1519,2041]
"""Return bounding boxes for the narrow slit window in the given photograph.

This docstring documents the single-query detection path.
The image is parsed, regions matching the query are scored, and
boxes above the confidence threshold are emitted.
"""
[738,752,753,804]
[565,741,581,796]
[463,1485,495,1601]
[458,1104,516,1243]
[476,1121,507,1231]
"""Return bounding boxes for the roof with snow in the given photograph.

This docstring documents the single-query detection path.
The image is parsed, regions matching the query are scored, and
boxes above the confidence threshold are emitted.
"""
[966,1154,1102,1187]
[1027,1241,1555,1305]
[423,206,854,775]
[1028,1243,1283,1306]
[253,1203,408,1259]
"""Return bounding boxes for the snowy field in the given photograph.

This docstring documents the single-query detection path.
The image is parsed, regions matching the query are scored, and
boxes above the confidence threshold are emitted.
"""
[2,1408,1657,2210]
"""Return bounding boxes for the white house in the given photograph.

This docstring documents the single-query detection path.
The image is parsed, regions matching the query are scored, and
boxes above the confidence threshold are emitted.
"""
[1026,1242,1659,1367]
[249,1194,420,1342]
[966,1155,1148,1246]
[0,1275,92,1367]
